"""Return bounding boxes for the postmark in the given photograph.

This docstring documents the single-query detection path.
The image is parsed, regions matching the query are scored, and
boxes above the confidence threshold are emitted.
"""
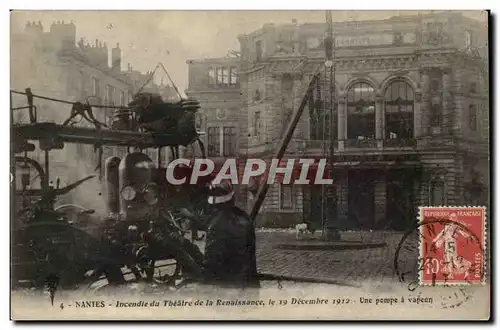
[393,206,487,309]
[418,206,486,286]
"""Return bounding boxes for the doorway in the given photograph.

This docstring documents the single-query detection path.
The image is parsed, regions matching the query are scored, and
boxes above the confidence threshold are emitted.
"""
[303,185,323,228]
[386,170,416,231]
[348,170,375,229]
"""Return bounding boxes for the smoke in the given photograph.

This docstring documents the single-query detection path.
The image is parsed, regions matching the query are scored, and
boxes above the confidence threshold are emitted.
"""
[11,35,108,216]
[71,150,107,216]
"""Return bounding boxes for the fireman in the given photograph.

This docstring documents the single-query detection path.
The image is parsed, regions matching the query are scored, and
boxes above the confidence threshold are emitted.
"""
[202,179,260,289]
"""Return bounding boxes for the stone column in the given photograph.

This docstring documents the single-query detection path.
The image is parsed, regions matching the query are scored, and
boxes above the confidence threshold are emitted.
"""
[452,68,467,136]
[374,173,387,228]
[420,168,432,206]
[337,95,346,151]
[375,95,384,148]
[413,91,422,138]
[442,68,453,134]
[444,167,456,205]
[420,69,431,136]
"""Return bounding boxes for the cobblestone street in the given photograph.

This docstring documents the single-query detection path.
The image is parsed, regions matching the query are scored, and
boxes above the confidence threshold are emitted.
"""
[254,230,420,288]
[191,229,420,288]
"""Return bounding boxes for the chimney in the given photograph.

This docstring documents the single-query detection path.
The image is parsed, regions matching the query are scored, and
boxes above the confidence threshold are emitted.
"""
[112,43,121,72]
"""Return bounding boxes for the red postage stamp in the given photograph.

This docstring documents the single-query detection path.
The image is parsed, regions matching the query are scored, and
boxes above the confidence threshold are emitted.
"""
[418,206,486,286]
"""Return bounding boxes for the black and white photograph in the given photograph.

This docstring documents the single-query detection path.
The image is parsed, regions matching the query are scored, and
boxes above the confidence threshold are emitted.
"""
[8,9,491,320]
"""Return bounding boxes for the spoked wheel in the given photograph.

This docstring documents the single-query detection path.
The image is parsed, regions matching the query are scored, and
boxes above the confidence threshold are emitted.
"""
[146,259,181,286]
[87,259,181,295]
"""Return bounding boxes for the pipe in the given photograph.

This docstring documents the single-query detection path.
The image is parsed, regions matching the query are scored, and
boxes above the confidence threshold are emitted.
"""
[105,156,121,214]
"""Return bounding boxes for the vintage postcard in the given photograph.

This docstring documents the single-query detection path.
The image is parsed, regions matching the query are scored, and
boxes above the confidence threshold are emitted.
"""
[9,10,490,320]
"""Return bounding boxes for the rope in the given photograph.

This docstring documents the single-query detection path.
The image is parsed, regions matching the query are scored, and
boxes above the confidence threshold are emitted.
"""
[158,62,183,100]
[135,62,183,100]
[135,64,160,95]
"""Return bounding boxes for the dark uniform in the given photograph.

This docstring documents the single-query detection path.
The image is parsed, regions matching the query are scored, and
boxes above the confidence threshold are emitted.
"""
[202,180,260,289]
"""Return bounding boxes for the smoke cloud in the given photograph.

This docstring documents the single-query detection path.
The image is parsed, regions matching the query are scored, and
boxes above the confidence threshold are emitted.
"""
[11,35,107,216]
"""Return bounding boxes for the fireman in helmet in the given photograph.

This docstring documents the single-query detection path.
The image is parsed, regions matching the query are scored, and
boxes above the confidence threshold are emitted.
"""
[202,178,260,288]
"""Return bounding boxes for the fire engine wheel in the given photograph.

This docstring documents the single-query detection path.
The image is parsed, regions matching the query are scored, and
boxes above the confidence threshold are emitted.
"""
[12,222,91,289]
[147,259,181,286]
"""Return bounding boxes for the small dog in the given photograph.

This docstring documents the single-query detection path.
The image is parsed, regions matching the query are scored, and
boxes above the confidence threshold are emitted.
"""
[295,223,315,239]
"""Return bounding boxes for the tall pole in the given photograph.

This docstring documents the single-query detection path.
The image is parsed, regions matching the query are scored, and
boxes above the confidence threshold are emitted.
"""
[323,10,340,240]
[320,58,330,233]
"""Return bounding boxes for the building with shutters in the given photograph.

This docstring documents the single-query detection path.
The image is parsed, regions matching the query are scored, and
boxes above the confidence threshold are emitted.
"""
[187,11,490,230]
[11,21,177,211]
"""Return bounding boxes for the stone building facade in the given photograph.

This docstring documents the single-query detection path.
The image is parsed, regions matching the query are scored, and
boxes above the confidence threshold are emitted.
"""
[187,12,489,230]
[184,57,243,200]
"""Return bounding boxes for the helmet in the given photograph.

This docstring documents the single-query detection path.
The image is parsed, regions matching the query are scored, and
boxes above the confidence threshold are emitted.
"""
[207,179,234,205]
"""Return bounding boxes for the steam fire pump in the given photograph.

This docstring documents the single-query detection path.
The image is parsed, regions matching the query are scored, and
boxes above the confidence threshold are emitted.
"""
[11,86,211,290]
[11,69,335,294]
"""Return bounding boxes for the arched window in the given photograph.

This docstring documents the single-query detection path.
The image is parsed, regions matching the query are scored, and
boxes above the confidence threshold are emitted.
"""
[384,80,414,140]
[309,76,337,140]
[347,82,375,140]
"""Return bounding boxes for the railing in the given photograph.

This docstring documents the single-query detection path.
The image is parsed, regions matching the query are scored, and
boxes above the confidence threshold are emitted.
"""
[383,139,417,148]
[346,139,377,149]
[304,140,334,150]
[292,138,421,151]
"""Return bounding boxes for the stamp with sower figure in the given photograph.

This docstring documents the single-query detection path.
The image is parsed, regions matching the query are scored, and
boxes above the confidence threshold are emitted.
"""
[418,206,486,286]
